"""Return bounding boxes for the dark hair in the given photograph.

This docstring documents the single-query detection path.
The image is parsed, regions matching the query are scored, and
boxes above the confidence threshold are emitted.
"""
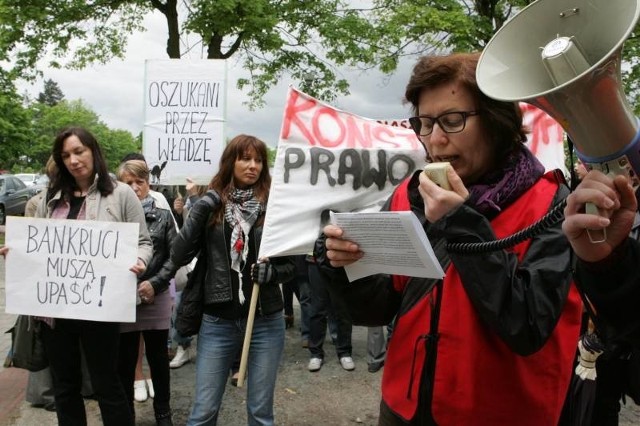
[50,127,115,199]
[404,52,528,162]
[209,134,271,223]
[120,152,146,164]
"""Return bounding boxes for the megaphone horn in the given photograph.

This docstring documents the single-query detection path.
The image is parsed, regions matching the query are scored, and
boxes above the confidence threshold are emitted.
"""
[476,0,640,184]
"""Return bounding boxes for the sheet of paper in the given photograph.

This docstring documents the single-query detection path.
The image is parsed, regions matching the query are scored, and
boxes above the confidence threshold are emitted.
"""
[329,211,445,281]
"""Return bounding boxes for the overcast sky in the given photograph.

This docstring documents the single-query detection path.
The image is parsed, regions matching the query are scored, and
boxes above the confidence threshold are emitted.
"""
[18,12,414,148]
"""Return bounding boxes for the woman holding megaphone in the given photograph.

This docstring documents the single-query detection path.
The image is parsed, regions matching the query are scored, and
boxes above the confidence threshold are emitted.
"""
[314,52,582,425]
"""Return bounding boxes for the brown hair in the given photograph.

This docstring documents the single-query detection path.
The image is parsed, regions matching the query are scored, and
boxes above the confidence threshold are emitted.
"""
[209,134,271,224]
[116,160,150,182]
[404,52,528,162]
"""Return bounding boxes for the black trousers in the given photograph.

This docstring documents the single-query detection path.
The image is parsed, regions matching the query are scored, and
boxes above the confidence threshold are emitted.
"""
[42,319,133,426]
[307,261,353,359]
[118,329,171,417]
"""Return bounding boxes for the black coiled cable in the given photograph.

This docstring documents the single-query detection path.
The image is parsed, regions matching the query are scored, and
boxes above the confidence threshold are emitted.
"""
[445,199,567,254]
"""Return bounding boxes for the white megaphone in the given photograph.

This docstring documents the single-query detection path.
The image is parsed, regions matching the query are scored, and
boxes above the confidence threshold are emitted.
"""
[477,0,640,185]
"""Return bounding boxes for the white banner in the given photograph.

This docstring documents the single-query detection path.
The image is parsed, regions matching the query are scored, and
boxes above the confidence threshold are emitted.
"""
[259,88,427,258]
[143,59,227,185]
[520,103,567,175]
[4,217,140,322]
[260,90,567,259]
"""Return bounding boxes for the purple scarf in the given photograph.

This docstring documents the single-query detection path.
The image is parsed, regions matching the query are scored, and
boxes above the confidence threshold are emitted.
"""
[467,148,545,217]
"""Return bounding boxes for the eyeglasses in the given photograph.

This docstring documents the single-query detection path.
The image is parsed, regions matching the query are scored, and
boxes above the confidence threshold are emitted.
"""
[408,111,479,137]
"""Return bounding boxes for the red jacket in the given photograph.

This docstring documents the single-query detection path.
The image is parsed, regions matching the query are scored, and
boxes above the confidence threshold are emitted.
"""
[381,172,582,424]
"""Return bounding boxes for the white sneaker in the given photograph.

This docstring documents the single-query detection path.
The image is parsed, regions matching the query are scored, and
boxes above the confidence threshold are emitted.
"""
[340,356,355,371]
[308,357,323,372]
[146,378,154,399]
[170,346,190,369]
[133,379,147,402]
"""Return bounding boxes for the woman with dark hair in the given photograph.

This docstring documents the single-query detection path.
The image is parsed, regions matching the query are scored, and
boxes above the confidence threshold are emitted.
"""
[168,134,295,425]
[1,127,153,426]
[314,53,582,425]
[117,159,176,425]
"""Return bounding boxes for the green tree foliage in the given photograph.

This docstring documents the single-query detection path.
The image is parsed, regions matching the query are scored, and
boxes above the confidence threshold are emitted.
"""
[36,79,65,106]
[2,0,639,110]
[1,0,639,133]
[0,70,32,170]
[0,1,150,80]
[0,1,376,107]
[27,99,138,172]
[621,32,640,115]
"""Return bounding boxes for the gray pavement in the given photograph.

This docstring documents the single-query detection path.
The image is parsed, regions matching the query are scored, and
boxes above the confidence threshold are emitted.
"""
[1,222,640,424]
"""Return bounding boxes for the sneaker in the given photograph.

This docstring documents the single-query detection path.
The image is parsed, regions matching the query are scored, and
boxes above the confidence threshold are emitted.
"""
[340,356,355,371]
[134,379,147,402]
[146,378,155,399]
[169,345,190,369]
[308,357,323,372]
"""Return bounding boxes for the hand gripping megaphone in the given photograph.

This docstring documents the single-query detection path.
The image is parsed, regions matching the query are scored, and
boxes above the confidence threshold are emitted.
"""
[476,0,640,185]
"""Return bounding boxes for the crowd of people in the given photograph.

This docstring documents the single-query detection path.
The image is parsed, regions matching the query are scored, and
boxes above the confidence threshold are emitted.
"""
[2,48,640,426]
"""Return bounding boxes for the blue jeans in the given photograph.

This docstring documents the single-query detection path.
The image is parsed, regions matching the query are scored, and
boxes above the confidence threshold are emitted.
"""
[187,311,285,426]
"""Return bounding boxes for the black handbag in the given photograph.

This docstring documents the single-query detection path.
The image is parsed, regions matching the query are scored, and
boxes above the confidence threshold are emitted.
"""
[5,315,48,372]
[175,254,206,337]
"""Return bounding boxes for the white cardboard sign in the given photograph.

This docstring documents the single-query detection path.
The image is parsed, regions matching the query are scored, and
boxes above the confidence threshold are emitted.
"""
[143,59,227,185]
[4,217,140,322]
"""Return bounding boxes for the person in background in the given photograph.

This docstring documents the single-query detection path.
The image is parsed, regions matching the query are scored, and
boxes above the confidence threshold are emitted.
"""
[366,321,393,374]
[563,171,640,338]
[120,153,174,213]
[306,255,355,372]
[315,53,582,425]
[117,159,176,425]
[165,134,295,425]
[119,152,178,402]
[169,177,207,369]
[1,127,153,426]
[283,255,312,348]
[172,177,207,229]
[574,158,589,183]
[562,170,640,424]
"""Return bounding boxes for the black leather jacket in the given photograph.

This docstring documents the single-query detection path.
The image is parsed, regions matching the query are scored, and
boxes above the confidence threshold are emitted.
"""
[138,205,177,294]
[168,191,295,315]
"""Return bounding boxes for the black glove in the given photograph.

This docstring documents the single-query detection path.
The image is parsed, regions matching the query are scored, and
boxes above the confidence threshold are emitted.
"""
[251,261,276,286]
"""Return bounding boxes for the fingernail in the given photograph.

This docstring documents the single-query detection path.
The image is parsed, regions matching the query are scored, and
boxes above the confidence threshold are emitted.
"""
[604,199,614,208]
[599,217,610,227]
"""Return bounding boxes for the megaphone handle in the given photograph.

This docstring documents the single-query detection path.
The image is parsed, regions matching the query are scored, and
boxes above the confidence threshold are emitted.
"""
[585,202,607,243]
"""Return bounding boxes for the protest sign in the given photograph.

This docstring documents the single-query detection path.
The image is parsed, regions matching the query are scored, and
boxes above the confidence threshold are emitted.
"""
[260,89,567,259]
[259,87,427,258]
[4,217,140,322]
[520,103,567,174]
[143,59,227,185]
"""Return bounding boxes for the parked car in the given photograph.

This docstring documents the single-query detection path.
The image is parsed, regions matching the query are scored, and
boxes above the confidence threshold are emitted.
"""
[15,173,39,187]
[32,174,50,193]
[0,175,40,225]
